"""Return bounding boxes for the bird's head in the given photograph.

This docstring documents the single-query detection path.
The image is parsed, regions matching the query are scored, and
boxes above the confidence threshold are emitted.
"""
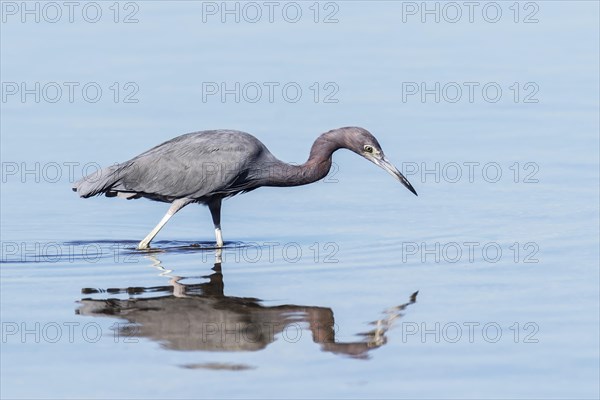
[336,127,418,196]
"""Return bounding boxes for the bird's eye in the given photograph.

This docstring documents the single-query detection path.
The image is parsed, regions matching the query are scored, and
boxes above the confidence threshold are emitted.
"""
[364,145,374,153]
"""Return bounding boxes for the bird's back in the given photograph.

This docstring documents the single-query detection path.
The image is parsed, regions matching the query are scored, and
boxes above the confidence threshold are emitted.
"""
[73,130,274,203]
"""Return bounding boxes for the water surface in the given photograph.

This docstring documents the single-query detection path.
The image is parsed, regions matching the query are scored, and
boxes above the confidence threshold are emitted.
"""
[1,1,599,398]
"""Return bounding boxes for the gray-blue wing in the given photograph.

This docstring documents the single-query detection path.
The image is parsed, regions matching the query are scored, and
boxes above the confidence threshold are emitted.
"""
[73,130,268,202]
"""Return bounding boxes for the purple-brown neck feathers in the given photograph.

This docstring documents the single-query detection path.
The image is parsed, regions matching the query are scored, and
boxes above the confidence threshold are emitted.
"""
[261,127,371,187]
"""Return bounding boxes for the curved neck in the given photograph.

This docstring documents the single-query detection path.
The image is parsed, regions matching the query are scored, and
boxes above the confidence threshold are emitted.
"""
[262,131,343,187]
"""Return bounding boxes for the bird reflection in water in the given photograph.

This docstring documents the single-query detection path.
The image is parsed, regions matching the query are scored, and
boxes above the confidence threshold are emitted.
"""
[77,251,418,360]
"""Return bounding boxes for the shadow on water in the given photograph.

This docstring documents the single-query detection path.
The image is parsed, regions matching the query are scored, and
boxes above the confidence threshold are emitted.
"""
[76,250,419,363]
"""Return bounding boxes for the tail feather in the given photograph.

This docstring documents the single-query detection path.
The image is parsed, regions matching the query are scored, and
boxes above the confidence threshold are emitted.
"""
[72,164,124,198]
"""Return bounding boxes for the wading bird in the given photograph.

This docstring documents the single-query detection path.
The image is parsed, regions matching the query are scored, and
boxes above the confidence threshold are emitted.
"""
[73,127,417,249]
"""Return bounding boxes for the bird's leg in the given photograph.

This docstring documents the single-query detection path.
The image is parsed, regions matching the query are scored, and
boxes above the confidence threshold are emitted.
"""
[137,199,190,250]
[208,198,223,248]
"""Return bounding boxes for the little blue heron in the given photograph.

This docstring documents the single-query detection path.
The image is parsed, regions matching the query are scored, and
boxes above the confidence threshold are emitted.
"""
[73,127,417,250]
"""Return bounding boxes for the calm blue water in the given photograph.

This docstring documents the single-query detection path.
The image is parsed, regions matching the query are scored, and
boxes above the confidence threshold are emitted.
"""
[1,1,599,399]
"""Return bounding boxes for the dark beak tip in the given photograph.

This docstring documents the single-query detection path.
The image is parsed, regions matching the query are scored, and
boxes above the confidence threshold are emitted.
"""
[402,180,418,196]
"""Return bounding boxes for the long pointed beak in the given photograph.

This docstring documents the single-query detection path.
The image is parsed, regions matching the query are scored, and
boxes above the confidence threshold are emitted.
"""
[374,156,418,196]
